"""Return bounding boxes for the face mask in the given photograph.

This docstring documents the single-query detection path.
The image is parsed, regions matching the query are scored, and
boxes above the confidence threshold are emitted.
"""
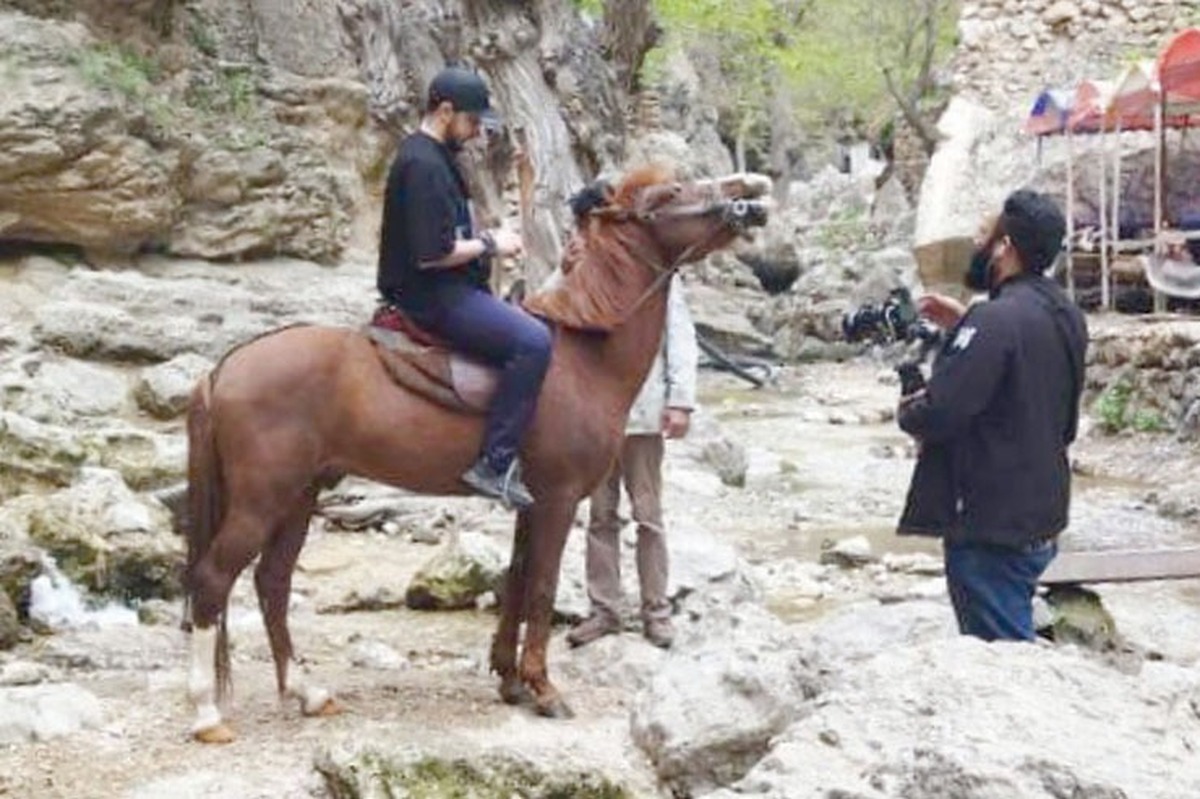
[964,246,993,292]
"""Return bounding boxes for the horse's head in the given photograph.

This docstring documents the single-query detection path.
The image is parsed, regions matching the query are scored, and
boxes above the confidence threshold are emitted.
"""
[579,166,772,270]
[527,167,772,332]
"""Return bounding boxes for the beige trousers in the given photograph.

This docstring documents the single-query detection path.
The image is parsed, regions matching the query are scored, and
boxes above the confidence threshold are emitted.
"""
[585,434,670,623]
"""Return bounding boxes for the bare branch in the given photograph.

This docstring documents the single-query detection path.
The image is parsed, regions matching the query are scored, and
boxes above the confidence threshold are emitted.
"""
[883,65,939,155]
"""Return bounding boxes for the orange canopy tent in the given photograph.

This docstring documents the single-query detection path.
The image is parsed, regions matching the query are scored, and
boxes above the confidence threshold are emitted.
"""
[1159,27,1200,115]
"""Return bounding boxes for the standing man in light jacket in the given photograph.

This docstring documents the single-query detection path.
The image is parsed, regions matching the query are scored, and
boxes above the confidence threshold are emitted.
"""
[567,274,699,649]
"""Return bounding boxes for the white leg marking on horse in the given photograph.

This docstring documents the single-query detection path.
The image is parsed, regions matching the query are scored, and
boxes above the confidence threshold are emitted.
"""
[287,674,331,715]
[188,627,222,733]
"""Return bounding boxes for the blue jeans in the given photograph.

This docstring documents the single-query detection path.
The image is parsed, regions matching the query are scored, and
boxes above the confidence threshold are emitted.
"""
[401,283,552,473]
[943,539,1057,641]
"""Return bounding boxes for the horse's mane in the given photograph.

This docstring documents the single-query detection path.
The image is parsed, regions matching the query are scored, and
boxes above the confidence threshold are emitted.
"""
[523,164,674,332]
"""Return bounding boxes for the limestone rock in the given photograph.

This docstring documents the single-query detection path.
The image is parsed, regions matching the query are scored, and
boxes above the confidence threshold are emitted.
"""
[0,354,131,424]
[316,747,632,799]
[0,590,20,650]
[22,468,182,601]
[133,353,213,420]
[0,683,104,744]
[1043,1,1082,26]
[405,532,507,611]
[705,639,1200,798]
[630,605,824,796]
[0,411,87,501]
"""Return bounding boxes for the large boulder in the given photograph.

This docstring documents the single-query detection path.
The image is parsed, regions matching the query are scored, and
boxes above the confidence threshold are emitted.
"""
[912,97,1004,296]
[704,638,1200,798]
[0,14,177,254]
[630,604,825,796]
[133,352,213,420]
[0,683,104,744]
[19,468,182,601]
[316,744,639,799]
[0,11,365,262]
[31,261,375,363]
[0,354,131,424]
[404,531,507,611]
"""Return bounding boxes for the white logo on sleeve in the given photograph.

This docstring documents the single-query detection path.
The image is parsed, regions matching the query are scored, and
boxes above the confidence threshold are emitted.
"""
[952,325,978,351]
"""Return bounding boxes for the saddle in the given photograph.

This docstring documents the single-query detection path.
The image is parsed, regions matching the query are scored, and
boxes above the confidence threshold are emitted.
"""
[365,305,498,414]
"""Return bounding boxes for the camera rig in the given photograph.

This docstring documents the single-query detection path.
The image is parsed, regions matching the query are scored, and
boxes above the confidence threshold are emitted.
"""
[841,287,943,395]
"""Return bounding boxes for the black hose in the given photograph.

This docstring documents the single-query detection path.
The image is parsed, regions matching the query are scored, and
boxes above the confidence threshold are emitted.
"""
[696,332,776,388]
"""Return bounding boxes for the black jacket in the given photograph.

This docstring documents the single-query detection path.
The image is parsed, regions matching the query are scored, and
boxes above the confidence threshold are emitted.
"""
[897,274,1088,549]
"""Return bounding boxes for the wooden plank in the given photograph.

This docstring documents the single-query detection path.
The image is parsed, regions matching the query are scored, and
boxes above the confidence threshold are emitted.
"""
[1041,548,1200,585]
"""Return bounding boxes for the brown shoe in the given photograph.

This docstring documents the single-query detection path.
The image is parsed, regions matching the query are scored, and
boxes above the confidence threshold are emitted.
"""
[643,617,674,649]
[567,614,619,648]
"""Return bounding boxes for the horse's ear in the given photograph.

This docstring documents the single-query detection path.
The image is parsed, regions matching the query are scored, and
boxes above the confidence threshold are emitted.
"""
[637,182,683,214]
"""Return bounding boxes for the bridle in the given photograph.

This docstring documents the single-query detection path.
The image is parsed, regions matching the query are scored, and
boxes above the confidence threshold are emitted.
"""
[583,187,765,324]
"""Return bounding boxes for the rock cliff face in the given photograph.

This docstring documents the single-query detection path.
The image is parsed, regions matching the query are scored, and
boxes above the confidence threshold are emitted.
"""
[953,0,1191,109]
[0,0,631,276]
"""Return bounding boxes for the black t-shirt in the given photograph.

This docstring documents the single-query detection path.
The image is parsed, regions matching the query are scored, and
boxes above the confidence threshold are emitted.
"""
[376,131,490,306]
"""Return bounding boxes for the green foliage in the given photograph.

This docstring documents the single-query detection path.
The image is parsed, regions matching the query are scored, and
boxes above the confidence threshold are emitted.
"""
[1131,408,1169,433]
[815,206,873,251]
[186,7,219,57]
[320,753,631,799]
[73,43,161,99]
[571,0,604,14]
[1093,378,1132,433]
[72,44,174,133]
[184,68,261,126]
[1093,377,1170,434]
[645,0,960,138]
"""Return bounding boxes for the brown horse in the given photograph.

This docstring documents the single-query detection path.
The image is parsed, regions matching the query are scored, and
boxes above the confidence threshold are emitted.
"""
[183,165,771,742]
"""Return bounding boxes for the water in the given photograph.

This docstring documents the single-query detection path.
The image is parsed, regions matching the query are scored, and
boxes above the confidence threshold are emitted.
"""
[28,560,139,631]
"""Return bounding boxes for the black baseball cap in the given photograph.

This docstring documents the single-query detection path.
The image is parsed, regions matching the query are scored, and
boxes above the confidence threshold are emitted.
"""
[427,67,501,131]
[1000,189,1066,273]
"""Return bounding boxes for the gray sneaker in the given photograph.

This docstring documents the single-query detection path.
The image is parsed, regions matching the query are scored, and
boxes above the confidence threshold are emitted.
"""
[461,458,534,510]
[643,617,674,649]
[566,614,620,648]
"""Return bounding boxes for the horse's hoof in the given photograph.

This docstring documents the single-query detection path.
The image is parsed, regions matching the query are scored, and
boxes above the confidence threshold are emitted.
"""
[499,679,533,707]
[193,723,236,744]
[305,697,343,718]
[535,696,575,719]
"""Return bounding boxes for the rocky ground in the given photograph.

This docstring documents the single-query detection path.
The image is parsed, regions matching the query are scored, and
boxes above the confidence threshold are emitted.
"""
[1,256,1200,798]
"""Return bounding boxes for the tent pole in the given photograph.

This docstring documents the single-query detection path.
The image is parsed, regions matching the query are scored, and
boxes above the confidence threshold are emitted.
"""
[1066,129,1076,302]
[1099,128,1110,311]
[1154,96,1165,313]
[1112,119,1122,256]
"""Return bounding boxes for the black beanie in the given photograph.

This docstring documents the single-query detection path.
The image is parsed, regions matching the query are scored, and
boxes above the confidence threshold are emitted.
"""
[1001,189,1066,273]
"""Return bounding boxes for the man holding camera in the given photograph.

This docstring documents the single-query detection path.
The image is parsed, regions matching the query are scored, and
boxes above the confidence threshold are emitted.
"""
[896,189,1087,642]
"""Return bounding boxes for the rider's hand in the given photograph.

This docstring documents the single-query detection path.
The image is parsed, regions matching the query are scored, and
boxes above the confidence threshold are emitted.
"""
[662,407,692,439]
[918,294,967,329]
[492,229,524,258]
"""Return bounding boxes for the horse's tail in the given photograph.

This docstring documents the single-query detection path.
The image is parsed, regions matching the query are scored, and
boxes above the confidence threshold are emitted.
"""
[184,375,232,701]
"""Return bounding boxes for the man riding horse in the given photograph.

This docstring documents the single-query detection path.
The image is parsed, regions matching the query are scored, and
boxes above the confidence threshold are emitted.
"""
[182,63,772,741]
[377,66,550,510]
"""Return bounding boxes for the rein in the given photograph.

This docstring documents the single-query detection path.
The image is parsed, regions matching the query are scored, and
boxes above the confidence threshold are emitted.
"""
[587,193,743,326]
[614,224,728,326]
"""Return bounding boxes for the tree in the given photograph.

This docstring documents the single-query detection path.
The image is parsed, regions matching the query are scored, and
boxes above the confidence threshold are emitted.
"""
[601,0,661,93]
[871,0,957,156]
[634,0,959,171]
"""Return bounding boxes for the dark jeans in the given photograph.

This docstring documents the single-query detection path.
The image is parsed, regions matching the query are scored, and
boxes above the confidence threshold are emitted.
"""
[943,539,1057,642]
[401,283,552,473]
